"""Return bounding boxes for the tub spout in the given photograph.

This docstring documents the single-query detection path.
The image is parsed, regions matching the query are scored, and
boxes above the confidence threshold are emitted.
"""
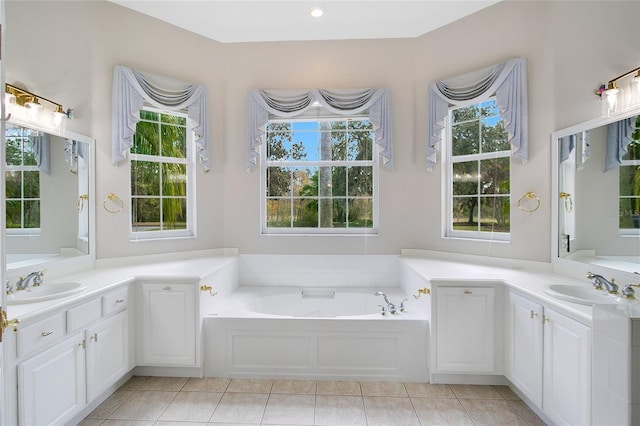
[375,291,397,314]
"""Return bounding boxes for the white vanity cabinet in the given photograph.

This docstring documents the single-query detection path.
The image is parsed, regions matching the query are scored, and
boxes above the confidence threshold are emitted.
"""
[434,285,498,374]
[138,281,197,366]
[12,285,131,426]
[506,290,590,426]
[18,332,86,426]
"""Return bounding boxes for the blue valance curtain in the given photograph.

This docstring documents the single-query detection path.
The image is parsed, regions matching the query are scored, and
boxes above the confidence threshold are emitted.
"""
[112,65,210,171]
[247,88,392,170]
[605,117,636,171]
[32,134,50,175]
[427,57,528,170]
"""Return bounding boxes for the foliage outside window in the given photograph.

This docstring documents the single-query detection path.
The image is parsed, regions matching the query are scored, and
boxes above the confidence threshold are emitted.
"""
[130,108,194,239]
[619,116,640,232]
[5,126,40,232]
[263,118,377,234]
[446,99,510,240]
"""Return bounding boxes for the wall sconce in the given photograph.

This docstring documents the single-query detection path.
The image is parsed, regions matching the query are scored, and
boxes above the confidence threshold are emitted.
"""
[4,83,73,131]
[596,66,640,115]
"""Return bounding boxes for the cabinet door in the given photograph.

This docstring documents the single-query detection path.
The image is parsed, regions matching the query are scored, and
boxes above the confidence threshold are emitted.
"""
[543,308,590,426]
[86,310,129,401]
[140,283,196,365]
[435,286,495,373]
[507,292,543,406]
[18,334,86,426]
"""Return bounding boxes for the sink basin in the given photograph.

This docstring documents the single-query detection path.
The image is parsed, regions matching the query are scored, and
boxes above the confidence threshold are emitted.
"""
[7,282,86,304]
[544,284,620,306]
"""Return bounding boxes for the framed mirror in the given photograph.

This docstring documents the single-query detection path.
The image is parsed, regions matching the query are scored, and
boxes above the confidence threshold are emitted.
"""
[552,106,640,275]
[4,118,95,274]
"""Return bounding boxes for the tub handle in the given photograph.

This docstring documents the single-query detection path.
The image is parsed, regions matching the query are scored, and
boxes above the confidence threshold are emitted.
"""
[413,288,430,299]
[200,284,218,297]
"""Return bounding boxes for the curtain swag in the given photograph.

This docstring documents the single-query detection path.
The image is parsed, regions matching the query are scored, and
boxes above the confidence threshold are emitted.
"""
[247,88,392,171]
[605,117,636,172]
[112,65,210,171]
[427,57,528,171]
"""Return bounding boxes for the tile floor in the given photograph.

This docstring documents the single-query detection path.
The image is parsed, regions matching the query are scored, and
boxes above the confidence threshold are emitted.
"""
[78,376,547,425]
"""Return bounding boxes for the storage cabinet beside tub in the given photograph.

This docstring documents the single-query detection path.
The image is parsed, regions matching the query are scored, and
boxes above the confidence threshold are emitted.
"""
[16,286,130,425]
[434,285,497,374]
[506,291,590,426]
[138,281,197,366]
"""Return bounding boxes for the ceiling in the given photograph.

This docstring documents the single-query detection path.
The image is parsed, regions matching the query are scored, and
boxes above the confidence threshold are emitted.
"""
[108,0,501,43]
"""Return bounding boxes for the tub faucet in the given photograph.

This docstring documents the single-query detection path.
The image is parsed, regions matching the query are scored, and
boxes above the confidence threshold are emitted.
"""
[587,272,618,294]
[374,291,407,315]
[15,269,46,291]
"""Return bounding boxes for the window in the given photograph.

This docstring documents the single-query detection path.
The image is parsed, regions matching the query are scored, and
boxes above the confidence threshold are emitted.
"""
[5,125,40,232]
[619,120,640,233]
[130,108,194,239]
[262,117,377,234]
[445,98,510,240]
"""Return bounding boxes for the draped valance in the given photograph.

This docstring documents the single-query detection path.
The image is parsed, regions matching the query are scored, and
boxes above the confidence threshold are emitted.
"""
[247,88,392,170]
[427,57,528,170]
[605,117,636,172]
[112,65,210,171]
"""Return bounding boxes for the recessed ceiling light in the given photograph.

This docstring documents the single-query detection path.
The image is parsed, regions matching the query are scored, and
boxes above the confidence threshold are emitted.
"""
[309,7,324,18]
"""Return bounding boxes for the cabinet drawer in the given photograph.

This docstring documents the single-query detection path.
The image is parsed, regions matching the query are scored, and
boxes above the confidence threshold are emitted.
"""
[67,298,102,333]
[18,312,66,358]
[103,287,128,316]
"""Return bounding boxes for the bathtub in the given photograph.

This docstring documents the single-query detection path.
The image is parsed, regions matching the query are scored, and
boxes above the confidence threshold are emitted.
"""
[204,286,429,381]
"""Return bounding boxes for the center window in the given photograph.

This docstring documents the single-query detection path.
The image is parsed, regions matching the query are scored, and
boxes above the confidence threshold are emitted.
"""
[445,98,511,240]
[262,118,377,234]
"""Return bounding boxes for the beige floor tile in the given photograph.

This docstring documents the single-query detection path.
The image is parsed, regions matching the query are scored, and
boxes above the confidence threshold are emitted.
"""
[459,398,528,425]
[271,379,316,394]
[209,392,269,423]
[226,378,274,393]
[404,382,455,398]
[360,381,408,397]
[450,384,502,399]
[138,376,189,391]
[183,377,231,392]
[86,389,134,419]
[315,395,366,426]
[261,393,315,425]
[411,397,474,425]
[316,380,362,396]
[159,391,223,422]
[363,396,420,426]
[108,390,178,421]
[494,385,521,401]
[77,419,104,426]
[118,376,149,390]
[101,419,155,425]
[508,400,547,425]
[205,423,258,426]
[155,422,208,426]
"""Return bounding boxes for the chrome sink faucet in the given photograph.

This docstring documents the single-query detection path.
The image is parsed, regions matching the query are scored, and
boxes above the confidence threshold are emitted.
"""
[374,291,408,315]
[15,269,46,291]
[587,272,618,294]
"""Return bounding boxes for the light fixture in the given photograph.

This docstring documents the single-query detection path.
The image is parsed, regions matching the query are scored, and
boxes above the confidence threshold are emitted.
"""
[596,66,640,114]
[310,7,324,18]
[5,83,71,130]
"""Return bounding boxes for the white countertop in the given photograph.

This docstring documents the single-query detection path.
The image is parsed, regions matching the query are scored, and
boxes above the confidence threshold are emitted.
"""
[6,250,237,322]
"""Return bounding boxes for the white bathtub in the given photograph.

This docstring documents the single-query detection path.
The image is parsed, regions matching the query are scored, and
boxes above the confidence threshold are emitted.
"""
[204,286,429,381]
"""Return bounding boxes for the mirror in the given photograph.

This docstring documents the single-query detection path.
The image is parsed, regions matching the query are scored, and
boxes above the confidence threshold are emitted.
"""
[553,107,640,274]
[4,119,94,272]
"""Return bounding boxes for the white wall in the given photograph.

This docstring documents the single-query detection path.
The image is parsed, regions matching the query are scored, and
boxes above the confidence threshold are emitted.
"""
[4,0,639,262]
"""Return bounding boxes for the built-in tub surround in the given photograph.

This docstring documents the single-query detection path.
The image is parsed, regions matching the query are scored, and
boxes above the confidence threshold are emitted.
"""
[205,286,428,381]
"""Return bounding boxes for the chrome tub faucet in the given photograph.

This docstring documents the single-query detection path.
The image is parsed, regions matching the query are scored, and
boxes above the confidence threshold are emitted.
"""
[15,269,46,291]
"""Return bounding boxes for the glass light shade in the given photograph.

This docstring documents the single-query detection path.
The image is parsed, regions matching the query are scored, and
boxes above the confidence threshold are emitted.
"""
[604,87,619,116]
[4,93,16,106]
[310,7,324,17]
[630,75,640,107]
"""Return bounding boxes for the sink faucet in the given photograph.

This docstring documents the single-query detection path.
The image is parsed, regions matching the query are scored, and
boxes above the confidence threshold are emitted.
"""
[15,270,46,291]
[586,272,619,294]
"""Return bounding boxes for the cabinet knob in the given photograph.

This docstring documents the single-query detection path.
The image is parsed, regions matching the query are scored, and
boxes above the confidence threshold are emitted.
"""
[163,286,171,291]
[90,333,98,342]
[40,331,53,337]
[530,310,538,319]
[543,316,550,323]
[115,299,125,304]
[463,290,473,295]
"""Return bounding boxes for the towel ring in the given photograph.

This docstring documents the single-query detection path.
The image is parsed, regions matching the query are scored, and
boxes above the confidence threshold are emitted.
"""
[517,192,541,213]
[103,193,124,214]
[559,192,573,212]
